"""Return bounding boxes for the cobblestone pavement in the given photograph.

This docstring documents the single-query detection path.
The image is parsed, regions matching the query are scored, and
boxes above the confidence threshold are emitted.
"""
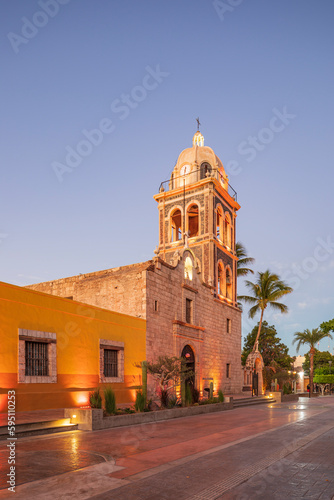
[0,397,333,499]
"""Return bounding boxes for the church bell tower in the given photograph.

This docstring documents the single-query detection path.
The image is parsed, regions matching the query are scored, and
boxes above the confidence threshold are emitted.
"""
[153,131,240,307]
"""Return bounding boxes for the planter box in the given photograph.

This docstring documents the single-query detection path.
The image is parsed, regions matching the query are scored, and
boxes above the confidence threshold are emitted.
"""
[299,392,320,398]
[265,391,281,403]
[65,400,233,431]
[64,408,103,430]
[281,393,299,402]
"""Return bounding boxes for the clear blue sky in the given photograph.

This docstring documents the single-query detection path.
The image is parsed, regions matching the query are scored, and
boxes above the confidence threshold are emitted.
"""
[1,0,334,356]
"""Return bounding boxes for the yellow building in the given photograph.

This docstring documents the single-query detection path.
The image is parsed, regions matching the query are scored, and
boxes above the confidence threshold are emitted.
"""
[0,281,146,412]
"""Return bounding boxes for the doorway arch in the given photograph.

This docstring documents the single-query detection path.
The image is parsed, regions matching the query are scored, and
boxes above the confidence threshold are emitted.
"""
[244,350,264,395]
[181,344,195,396]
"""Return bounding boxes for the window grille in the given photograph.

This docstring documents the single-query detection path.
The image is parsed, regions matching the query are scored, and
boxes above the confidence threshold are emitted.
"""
[25,341,48,376]
[104,349,118,377]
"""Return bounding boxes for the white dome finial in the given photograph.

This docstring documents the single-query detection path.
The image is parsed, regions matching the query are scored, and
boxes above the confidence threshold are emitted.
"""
[193,131,204,147]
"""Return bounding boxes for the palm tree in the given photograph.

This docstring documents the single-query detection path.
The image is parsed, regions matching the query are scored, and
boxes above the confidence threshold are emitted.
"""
[239,270,293,352]
[293,328,333,397]
[236,242,255,277]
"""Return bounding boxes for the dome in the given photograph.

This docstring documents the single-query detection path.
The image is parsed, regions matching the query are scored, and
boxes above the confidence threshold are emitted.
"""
[171,132,228,189]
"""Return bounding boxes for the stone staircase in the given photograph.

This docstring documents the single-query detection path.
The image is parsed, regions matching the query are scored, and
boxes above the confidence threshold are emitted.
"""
[0,418,78,440]
[233,396,276,408]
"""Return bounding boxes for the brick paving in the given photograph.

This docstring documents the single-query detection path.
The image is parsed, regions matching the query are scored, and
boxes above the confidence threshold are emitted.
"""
[0,397,333,499]
[91,402,334,500]
[219,426,334,499]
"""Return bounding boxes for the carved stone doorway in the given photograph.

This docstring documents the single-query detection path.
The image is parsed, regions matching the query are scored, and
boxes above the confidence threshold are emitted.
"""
[181,344,195,395]
[244,348,264,395]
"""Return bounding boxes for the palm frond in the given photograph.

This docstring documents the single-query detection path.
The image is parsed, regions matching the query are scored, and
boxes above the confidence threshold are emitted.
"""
[292,328,333,352]
[240,269,293,342]
[248,304,260,319]
[236,242,255,277]
[268,301,289,314]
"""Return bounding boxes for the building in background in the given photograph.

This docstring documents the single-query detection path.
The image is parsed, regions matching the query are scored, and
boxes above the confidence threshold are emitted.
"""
[294,355,306,392]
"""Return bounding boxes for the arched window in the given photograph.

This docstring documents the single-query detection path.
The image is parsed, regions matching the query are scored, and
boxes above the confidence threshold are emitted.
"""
[200,162,212,179]
[226,268,232,299]
[181,344,195,365]
[187,204,199,237]
[216,207,223,240]
[184,256,193,280]
[224,214,231,248]
[171,209,182,242]
[217,263,224,296]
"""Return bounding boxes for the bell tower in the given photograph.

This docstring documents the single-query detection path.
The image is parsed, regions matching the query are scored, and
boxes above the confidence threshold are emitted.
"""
[154,131,240,307]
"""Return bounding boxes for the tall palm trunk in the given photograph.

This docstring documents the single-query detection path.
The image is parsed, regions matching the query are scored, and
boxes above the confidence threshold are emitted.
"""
[309,346,315,397]
[252,308,264,352]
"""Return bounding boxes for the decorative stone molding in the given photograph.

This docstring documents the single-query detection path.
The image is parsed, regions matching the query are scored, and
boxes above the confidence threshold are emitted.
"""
[18,329,57,384]
[172,320,204,342]
[99,339,124,383]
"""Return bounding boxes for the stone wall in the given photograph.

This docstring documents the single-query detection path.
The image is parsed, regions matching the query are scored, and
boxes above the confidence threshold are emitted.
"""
[27,261,150,319]
[146,254,243,394]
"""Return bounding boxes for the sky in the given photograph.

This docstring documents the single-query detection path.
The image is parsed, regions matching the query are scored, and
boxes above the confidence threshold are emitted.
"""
[1,0,334,357]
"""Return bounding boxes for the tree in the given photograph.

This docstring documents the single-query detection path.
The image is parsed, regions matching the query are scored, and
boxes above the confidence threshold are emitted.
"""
[239,270,293,352]
[242,321,294,368]
[242,322,295,391]
[302,350,334,373]
[145,355,193,407]
[320,319,334,334]
[236,242,255,277]
[293,328,333,397]
[313,367,334,396]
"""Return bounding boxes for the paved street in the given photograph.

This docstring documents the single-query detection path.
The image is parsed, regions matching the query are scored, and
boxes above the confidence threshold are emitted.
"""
[0,397,334,499]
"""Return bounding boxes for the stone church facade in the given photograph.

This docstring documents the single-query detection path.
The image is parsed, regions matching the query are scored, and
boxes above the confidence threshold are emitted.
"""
[28,131,243,395]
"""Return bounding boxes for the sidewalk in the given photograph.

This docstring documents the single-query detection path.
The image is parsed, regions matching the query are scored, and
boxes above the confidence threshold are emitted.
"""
[0,409,64,426]
[0,396,333,499]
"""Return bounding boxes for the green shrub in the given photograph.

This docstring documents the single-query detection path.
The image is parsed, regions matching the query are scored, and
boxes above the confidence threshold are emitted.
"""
[185,385,192,406]
[200,397,219,405]
[123,407,135,414]
[135,390,146,412]
[104,386,116,414]
[167,395,177,408]
[89,388,102,409]
[218,390,224,402]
